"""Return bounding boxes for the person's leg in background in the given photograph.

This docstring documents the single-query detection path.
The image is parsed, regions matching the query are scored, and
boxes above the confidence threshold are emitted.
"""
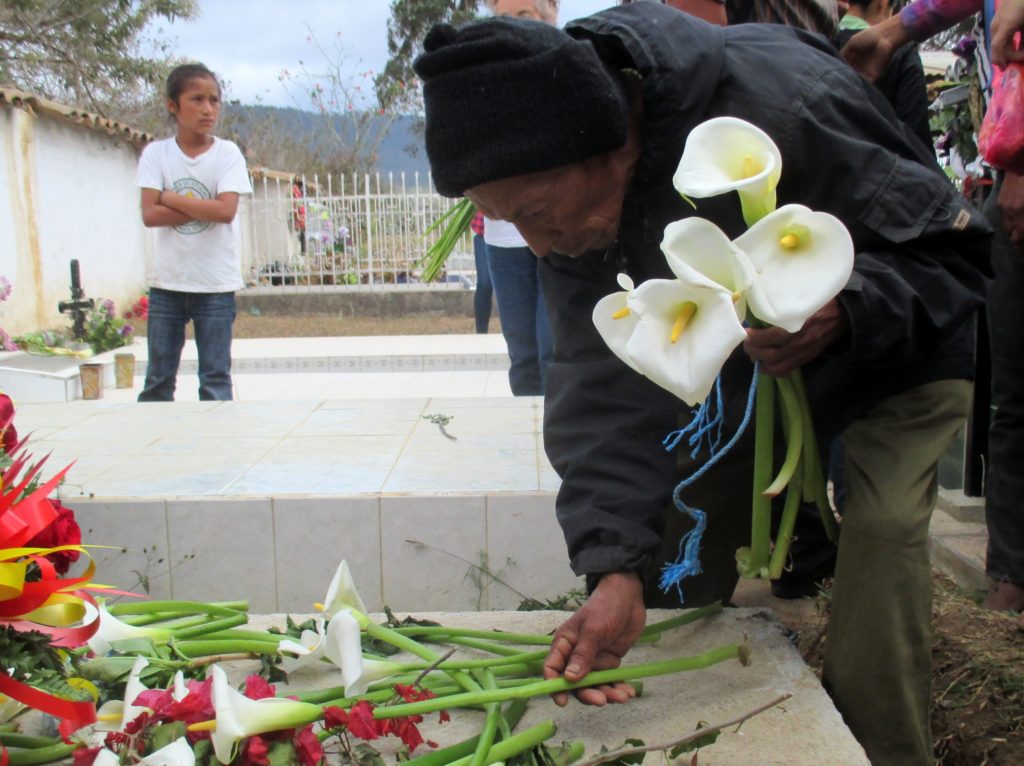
[138,287,187,402]
[473,233,494,334]
[487,243,544,395]
[823,379,971,765]
[533,258,554,391]
[190,291,237,401]
[983,173,1024,612]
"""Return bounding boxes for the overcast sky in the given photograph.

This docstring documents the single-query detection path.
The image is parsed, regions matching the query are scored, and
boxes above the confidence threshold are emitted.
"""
[147,1,616,110]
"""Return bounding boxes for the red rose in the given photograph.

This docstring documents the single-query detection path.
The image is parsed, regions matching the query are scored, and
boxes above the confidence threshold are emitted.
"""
[243,674,276,700]
[26,499,81,575]
[0,393,17,455]
[293,726,323,766]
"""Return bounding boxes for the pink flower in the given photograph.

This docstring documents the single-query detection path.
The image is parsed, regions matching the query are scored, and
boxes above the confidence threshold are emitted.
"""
[0,277,11,302]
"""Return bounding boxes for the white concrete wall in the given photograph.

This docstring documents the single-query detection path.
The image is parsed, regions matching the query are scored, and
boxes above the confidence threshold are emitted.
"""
[0,105,150,335]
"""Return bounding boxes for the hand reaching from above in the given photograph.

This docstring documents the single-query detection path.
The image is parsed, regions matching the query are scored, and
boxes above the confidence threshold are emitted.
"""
[841,15,911,81]
[543,572,646,707]
[992,0,1024,69]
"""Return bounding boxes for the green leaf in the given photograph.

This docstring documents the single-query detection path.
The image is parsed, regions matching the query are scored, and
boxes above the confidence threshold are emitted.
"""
[148,722,187,752]
[353,743,387,766]
[267,739,301,766]
[667,726,720,758]
[598,739,646,766]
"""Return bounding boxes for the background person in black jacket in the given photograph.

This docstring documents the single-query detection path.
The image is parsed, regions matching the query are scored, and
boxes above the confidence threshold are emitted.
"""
[415,5,990,764]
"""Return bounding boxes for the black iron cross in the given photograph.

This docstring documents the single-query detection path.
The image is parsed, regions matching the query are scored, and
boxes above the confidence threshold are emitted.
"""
[57,260,95,341]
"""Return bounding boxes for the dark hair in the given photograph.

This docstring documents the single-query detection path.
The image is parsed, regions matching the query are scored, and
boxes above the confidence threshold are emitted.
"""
[165,63,220,102]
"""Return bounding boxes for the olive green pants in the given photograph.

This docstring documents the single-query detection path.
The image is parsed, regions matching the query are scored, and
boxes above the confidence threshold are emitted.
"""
[646,379,972,765]
[823,379,971,765]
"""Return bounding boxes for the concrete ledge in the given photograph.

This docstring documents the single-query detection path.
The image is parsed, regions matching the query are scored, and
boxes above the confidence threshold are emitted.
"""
[936,487,986,524]
[929,507,988,596]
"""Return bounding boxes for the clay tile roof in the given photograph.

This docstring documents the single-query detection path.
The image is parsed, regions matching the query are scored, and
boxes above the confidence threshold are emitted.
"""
[0,86,155,148]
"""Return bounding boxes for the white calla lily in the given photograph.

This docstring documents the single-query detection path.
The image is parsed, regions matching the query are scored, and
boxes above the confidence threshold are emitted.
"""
[140,738,196,766]
[318,560,368,617]
[592,273,643,375]
[206,665,321,764]
[95,656,151,732]
[86,602,169,656]
[624,279,747,406]
[172,671,189,702]
[673,117,782,226]
[660,217,755,318]
[278,617,327,673]
[734,204,854,333]
[324,609,401,697]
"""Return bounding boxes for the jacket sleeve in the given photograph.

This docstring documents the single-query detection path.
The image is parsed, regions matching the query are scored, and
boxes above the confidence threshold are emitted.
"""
[538,250,681,581]
[784,65,990,370]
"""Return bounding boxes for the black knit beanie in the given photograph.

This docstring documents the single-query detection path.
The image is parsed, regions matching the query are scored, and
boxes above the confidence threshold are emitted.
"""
[413,17,630,197]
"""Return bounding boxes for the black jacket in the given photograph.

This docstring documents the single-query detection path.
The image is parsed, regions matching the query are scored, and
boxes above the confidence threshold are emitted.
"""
[539,4,991,581]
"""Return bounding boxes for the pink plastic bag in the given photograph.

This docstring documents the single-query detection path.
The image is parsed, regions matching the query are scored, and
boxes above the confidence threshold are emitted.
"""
[978,62,1024,174]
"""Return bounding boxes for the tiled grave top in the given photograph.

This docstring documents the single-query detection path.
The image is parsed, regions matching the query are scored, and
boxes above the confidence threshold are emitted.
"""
[20,396,555,498]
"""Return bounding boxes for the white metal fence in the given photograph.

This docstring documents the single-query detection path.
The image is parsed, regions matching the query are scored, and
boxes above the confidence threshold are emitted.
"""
[241,171,477,292]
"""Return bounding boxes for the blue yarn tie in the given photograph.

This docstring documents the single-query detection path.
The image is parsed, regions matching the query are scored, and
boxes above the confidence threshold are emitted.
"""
[658,364,760,602]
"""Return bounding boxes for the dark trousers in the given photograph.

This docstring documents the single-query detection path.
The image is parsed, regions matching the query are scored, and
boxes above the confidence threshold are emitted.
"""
[984,175,1024,584]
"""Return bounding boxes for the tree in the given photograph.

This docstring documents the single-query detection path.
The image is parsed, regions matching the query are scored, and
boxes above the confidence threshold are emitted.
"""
[0,0,196,113]
[376,0,482,112]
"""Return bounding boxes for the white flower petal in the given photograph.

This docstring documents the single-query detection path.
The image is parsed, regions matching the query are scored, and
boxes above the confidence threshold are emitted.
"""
[625,279,747,406]
[324,610,369,696]
[321,561,367,617]
[86,603,163,656]
[93,750,121,766]
[593,290,642,375]
[279,618,327,673]
[172,672,188,703]
[735,205,854,332]
[661,217,754,317]
[140,738,195,766]
[209,665,321,765]
[673,117,782,224]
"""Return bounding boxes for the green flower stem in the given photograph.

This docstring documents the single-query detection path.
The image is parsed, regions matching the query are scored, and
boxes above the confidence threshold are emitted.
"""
[763,376,804,498]
[370,645,748,719]
[295,677,538,706]
[107,600,245,618]
[0,735,61,748]
[170,613,249,640]
[391,626,553,646]
[435,636,535,657]
[470,671,501,766]
[121,613,216,630]
[401,699,528,766]
[791,371,838,542]
[639,603,723,639]
[748,371,776,577]
[191,628,286,645]
[4,743,78,766]
[360,618,483,695]
[172,639,282,657]
[394,650,547,674]
[446,721,557,766]
[768,461,804,580]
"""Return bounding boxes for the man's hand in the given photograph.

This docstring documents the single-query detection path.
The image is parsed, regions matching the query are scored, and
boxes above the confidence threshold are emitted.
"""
[743,300,849,377]
[543,572,646,707]
[841,14,911,81]
[998,172,1024,248]
[992,0,1024,69]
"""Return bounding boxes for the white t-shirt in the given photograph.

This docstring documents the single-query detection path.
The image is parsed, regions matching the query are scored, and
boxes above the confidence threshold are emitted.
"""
[137,136,252,292]
[483,217,527,248]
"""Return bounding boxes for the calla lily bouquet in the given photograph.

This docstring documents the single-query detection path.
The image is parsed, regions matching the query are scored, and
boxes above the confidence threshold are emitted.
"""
[593,117,853,593]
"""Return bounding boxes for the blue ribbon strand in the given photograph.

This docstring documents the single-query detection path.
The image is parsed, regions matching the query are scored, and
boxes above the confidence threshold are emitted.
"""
[658,364,760,602]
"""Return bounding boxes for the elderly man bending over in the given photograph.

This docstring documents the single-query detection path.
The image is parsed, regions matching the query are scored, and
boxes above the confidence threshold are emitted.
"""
[414,5,989,765]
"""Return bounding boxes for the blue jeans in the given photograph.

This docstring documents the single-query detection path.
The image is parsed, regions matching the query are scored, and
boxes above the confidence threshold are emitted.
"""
[472,234,494,334]
[486,244,553,396]
[139,288,236,402]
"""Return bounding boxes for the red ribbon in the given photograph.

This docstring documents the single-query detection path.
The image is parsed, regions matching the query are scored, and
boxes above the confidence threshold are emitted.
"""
[0,670,96,741]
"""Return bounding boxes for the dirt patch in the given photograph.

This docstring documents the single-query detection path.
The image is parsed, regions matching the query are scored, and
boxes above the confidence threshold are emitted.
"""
[775,574,1024,765]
